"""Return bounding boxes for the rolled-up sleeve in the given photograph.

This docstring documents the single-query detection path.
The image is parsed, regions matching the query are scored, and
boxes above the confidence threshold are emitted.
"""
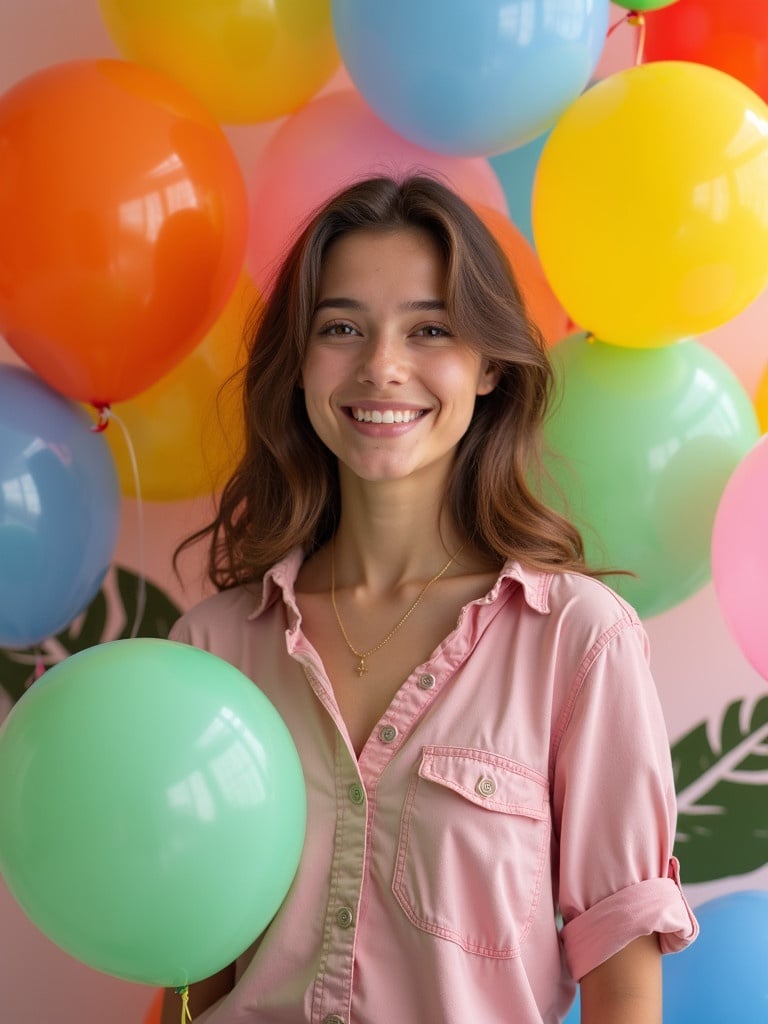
[552,621,698,981]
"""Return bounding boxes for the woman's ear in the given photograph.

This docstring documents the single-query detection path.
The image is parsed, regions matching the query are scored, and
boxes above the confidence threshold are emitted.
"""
[476,361,500,396]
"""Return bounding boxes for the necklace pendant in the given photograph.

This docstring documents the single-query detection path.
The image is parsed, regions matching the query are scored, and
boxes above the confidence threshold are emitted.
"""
[356,658,367,677]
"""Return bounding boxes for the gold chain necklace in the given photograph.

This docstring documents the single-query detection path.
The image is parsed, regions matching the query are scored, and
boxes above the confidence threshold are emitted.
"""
[330,538,463,677]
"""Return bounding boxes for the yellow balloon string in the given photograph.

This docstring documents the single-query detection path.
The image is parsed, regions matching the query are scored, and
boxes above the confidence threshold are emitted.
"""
[175,986,193,1023]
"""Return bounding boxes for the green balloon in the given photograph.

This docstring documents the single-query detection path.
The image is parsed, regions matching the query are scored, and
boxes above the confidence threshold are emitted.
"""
[0,638,306,986]
[543,334,759,618]
[613,0,679,9]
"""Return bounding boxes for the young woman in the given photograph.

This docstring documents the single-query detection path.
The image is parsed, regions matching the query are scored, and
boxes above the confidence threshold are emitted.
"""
[164,175,697,1023]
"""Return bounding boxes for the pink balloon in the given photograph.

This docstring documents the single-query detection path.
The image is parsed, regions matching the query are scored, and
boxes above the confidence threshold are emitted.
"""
[246,89,508,291]
[712,435,768,682]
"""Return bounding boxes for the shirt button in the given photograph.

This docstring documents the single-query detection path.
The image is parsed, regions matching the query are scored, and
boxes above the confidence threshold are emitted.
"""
[323,1017,345,1024]
[379,724,398,743]
[476,776,497,797]
[348,782,365,805]
[335,906,354,929]
[418,672,436,689]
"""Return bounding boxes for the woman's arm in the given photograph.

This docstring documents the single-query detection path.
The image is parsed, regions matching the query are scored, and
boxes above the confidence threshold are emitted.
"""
[160,963,236,1024]
[579,934,662,1024]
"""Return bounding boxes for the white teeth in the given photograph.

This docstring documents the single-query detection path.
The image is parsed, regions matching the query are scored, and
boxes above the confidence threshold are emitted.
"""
[352,408,422,424]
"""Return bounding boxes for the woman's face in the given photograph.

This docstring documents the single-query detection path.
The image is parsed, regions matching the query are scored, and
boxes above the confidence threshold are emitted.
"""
[301,227,497,491]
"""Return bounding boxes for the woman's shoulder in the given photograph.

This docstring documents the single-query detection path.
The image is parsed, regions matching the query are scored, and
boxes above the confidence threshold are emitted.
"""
[506,560,641,628]
[170,584,264,646]
[548,569,640,623]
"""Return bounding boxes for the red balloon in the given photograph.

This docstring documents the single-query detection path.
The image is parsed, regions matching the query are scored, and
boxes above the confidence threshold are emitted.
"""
[644,1,768,103]
[0,60,247,404]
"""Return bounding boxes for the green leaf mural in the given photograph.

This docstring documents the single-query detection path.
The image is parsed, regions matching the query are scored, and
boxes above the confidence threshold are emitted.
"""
[0,566,181,708]
[673,697,768,883]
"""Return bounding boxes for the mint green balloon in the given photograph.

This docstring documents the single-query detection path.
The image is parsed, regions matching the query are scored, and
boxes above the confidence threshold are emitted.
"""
[0,638,306,986]
[543,333,759,618]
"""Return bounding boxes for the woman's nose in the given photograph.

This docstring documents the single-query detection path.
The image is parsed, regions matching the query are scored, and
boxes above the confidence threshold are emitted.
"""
[357,332,408,386]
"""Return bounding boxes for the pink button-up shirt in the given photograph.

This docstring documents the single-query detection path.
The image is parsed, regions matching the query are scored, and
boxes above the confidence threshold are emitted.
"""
[170,550,697,1023]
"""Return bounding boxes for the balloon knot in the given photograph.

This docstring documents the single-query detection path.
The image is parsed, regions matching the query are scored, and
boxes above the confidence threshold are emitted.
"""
[90,403,112,433]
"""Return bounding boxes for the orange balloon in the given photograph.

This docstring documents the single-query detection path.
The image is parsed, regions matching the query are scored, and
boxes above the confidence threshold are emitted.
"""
[755,361,768,434]
[103,273,257,500]
[143,990,163,1024]
[471,204,569,346]
[0,60,248,404]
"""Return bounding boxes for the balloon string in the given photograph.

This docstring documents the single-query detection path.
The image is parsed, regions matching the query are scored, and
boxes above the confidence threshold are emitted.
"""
[605,9,646,66]
[91,404,147,639]
[629,12,646,66]
[175,986,193,1023]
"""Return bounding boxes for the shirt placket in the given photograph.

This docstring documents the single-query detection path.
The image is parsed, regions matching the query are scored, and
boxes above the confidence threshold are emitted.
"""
[310,734,368,1024]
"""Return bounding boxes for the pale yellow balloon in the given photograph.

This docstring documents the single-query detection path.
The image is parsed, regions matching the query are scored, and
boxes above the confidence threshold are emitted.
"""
[103,273,259,501]
[532,61,768,348]
[99,0,340,123]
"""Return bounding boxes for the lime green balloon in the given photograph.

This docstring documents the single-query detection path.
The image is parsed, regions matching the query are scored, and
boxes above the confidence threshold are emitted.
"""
[543,333,759,618]
[0,638,306,986]
[613,1,679,9]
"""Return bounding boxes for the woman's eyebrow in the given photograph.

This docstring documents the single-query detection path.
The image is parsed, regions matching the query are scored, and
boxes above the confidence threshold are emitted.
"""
[314,297,364,312]
[313,297,446,312]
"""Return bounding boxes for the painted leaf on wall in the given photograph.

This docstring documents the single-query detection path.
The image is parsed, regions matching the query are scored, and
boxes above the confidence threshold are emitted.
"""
[0,566,181,708]
[673,697,768,883]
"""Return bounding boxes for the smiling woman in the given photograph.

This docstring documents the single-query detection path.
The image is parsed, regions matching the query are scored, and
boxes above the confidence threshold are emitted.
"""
[168,175,697,1024]
[301,227,497,489]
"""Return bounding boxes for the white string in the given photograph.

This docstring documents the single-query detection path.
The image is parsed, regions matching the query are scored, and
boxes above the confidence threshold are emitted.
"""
[100,407,147,639]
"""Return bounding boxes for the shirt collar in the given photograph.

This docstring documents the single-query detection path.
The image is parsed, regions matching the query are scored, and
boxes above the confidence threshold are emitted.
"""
[247,548,551,620]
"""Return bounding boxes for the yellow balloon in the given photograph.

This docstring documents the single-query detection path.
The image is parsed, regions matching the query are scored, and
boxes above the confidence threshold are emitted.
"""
[532,61,768,348]
[102,273,258,501]
[98,0,340,124]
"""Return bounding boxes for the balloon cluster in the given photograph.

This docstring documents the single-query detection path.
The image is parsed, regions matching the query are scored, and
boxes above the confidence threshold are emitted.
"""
[2,0,768,997]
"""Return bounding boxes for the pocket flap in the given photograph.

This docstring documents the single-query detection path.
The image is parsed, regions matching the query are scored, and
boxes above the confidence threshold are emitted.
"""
[418,746,549,820]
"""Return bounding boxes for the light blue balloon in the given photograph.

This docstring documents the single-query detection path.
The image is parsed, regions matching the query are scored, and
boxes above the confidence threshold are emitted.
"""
[490,131,550,247]
[664,890,768,1024]
[331,0,610,157]
[562,988,580,1022]
[0,365,120,647]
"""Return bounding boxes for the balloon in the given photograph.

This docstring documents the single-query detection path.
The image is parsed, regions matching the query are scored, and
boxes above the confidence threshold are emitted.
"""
[143,991,163,1024]
[663,891,768,1023]
[755,361,768,434]
[644,1,768,104]
[489,132,551,249]
[563,990,581,1024]
[532,61,768,348]
[615,0,679,9]
[0,366,120,648]
[98,0,340,124]
[101,273,258,501]
[331,0,609,157]
[470,204,569,347]
[246,89,508,292]
[0,60,247,404]
[712,434,768,681]
[0,638,307,986]
[543,334,759,619]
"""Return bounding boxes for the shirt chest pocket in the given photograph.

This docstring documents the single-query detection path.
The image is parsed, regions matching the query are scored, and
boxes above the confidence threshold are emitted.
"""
[392,745,550,958]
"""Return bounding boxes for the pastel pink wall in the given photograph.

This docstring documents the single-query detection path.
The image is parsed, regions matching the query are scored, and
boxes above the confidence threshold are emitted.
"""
[2,4,768,1023]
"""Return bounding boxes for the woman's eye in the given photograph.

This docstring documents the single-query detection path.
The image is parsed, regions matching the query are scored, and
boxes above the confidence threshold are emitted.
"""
[414,324,452,339]
[319,321,358,337]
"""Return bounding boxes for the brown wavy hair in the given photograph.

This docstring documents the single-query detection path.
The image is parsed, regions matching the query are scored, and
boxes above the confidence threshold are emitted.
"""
[177,174,594,590]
